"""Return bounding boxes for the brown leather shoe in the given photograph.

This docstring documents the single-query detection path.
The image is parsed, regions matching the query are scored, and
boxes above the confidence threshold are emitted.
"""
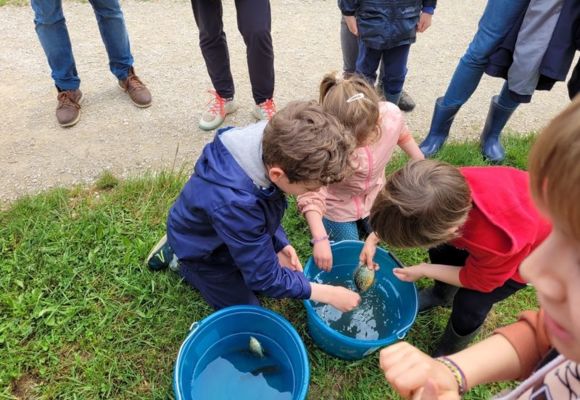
[56,89,83,128]
[118,67,152,108]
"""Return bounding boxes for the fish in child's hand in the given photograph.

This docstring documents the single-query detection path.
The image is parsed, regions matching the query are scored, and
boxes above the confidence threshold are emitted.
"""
[354,262,375,292]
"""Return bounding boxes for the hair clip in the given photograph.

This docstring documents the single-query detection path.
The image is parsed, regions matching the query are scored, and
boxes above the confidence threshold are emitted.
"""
[347,93,365,103]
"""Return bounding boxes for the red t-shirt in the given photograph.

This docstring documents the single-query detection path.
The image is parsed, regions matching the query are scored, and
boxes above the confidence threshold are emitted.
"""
[450,167,552,292]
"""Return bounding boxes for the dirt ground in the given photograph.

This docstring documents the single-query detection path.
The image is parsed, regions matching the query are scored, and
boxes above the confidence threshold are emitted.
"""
[0,0,575,203]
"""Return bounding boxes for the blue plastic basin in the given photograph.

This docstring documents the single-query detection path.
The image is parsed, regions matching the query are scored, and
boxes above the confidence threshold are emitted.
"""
[303,240,418,360]
[173,305,309,400]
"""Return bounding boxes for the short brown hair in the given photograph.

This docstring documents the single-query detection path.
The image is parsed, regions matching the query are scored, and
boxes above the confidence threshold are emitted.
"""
[262,100,355,185]
[370,160,472,248]
[319,72,381,146]
[529,97,580,242]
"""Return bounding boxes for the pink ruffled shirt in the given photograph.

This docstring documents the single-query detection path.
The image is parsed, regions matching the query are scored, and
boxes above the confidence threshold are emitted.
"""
[297,102,411,222]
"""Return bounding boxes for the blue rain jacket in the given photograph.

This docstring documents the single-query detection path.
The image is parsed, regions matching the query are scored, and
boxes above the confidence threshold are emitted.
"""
[340,0,437,50]
[166,128,312,299]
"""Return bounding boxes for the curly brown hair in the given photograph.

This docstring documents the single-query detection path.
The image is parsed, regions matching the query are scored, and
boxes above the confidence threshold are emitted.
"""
[262,100,355,185]
[370,160,472,248]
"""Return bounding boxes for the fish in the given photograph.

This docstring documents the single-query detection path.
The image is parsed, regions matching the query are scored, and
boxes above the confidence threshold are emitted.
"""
[248,336,265,358]
[250,364,279,376]
[354,262,375,293]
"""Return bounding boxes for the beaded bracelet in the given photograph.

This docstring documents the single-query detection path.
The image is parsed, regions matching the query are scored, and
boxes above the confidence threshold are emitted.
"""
[310,235,329,245]
[435,356,467,396]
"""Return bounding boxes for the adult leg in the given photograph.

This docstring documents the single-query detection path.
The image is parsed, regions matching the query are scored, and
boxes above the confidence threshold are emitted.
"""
[380,44,411,105]
[89,0,133,80]
[323,218,360,242]
[420,0,530,156]
[418,244,467,312]
[340,16,359,77]
[191,0,234,99]
[179,260,260,310]
[31,0,79,90]
[433,279,526,356]
[235,0,274,105]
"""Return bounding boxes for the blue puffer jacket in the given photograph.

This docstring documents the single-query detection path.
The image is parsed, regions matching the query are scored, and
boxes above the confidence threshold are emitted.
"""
[340,0,436,50]
[166,127,312,299]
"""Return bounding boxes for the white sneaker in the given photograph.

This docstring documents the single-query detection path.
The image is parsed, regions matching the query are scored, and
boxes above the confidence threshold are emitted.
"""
[199,90,238,131]
[252,98,276,121]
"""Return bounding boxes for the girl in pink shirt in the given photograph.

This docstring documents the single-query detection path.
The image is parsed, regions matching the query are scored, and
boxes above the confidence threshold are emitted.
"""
[297,73,424,270]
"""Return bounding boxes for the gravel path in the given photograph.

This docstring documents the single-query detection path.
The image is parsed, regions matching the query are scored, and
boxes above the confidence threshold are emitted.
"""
[0,0,574,203]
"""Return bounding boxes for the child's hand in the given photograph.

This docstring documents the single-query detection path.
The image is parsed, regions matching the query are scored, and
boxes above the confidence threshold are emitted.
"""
[417,12,432,33]
[329,286,361,312]
[313,240,333,272]
[380,342,460,399]
[393,263,428,282]
[360,233,380,270]
[277,245,303,272]
[344,15,358,36]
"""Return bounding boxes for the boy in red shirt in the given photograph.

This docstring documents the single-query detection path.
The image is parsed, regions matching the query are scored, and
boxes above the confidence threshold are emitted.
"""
[361,161,551,356]
[378,96,580,400]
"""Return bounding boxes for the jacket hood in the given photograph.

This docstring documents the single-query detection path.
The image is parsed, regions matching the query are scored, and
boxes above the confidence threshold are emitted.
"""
[194,128,273,197]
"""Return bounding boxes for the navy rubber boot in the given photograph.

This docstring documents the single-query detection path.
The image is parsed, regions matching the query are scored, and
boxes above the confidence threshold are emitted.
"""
[419,97,461,157]
[480,95,517,164]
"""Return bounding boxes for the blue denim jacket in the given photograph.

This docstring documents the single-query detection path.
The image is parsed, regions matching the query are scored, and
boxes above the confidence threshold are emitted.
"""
[340,0,436,50]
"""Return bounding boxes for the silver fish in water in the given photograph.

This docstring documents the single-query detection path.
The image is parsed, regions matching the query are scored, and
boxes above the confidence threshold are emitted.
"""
[354,262,375,293]
[248,336,265,358]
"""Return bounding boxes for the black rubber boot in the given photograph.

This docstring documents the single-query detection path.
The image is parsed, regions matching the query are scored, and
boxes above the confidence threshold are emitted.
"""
[418,281,459,313]
[480,95,517,164]
[419,97,461,157]
[432,321,481,357]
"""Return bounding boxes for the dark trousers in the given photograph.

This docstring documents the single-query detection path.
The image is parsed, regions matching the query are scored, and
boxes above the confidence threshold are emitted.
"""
[356,41,411,97]
[179,259,260,310]
[190,0,274,104]
[429,244,526,335]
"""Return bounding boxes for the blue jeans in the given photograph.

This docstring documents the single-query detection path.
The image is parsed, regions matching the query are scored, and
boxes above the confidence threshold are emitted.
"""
[356,42,410,103]
[442,0,530,107]
[31,0,134,91]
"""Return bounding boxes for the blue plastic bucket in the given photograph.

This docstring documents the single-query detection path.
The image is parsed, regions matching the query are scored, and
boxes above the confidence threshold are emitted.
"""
[173,305,310,400]
[303,240,418,360]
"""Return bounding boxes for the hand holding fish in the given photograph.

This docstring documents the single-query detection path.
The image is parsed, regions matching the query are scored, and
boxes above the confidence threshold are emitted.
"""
[359,233,381,271]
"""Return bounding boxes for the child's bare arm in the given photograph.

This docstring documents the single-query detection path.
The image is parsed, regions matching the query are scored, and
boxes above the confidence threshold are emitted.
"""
[381,334,521,399]
[310,283,361,312]
[304,210,333,271]
[393,263,462,287]
[399,137,425,161]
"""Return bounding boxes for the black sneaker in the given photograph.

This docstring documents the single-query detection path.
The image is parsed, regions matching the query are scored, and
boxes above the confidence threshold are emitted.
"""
[146,234,179,271]
[398,90,416,112]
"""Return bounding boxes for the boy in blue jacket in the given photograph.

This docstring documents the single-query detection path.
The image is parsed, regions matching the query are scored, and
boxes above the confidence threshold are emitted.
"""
[340,0,436,105]
[147,101,362,312]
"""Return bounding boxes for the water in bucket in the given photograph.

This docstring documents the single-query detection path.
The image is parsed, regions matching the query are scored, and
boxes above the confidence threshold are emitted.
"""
[311,267,403,340]
[190,333,295,400]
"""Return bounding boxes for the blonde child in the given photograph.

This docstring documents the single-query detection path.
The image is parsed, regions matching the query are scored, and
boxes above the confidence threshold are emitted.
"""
[297,73,424,271]
[379,99,580,399]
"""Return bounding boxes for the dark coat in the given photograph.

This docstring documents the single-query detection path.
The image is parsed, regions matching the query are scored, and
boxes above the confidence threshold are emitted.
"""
[166,127,311,299]
[485,0,579,103]
[340,0,436,50]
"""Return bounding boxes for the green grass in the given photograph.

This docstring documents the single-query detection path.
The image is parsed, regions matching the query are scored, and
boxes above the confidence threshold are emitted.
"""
[1,135,538,399]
